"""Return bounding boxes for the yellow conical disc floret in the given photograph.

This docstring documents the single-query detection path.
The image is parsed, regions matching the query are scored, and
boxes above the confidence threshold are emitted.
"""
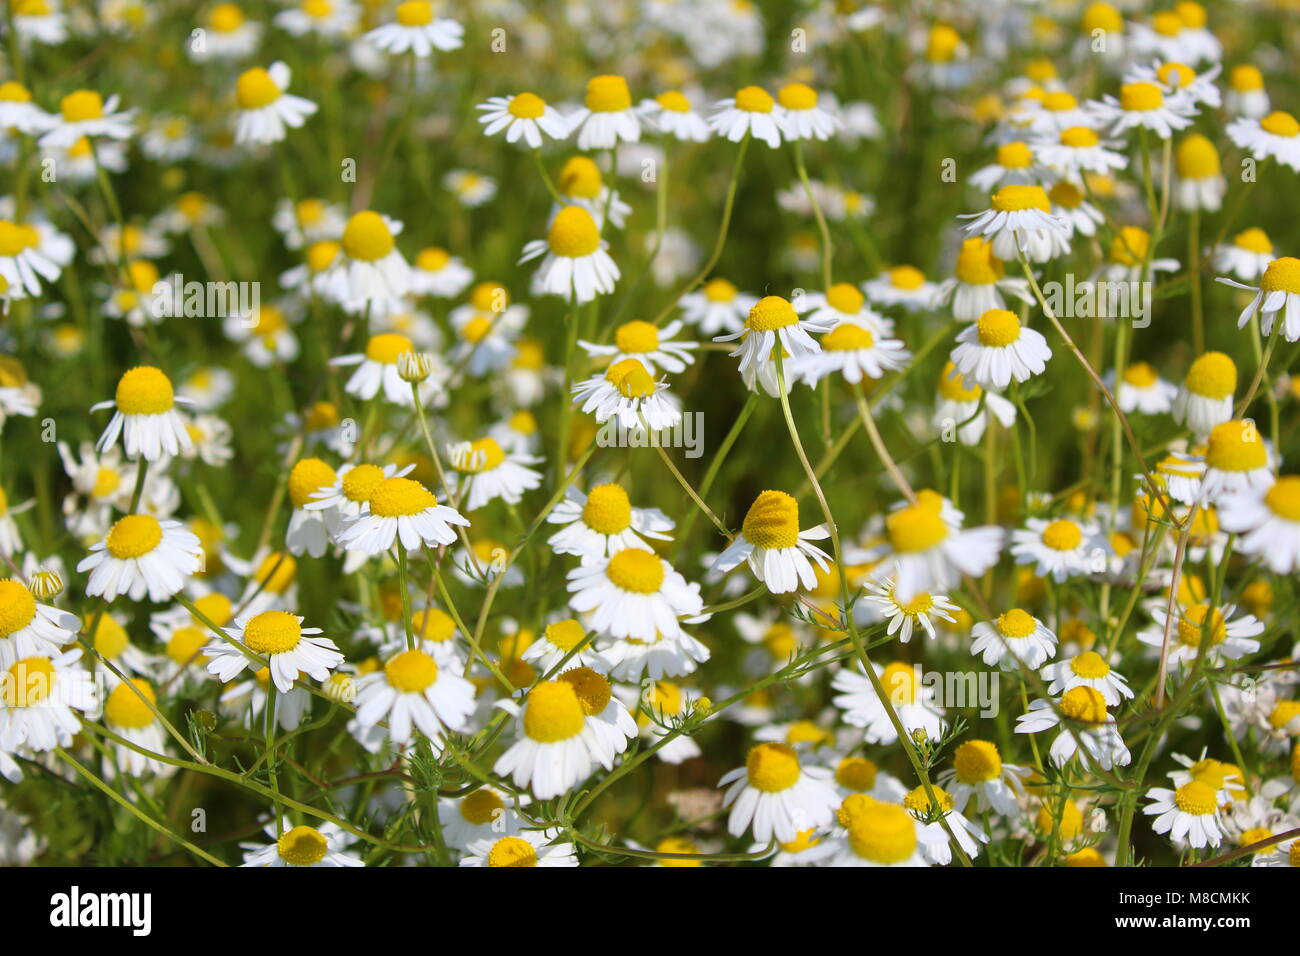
[105,679,157,729]
[523,680,585,742]
[384,648,439,692]
[242,610,303,654]
[0,579,37,638]
[1260,257,1300,295]
[547,206,601,258]
[288,457,338,509]
[582,483,632,535]
[277,825,328,865]
[106,514,163,559]
[342,211,395,262]
[585,75,631,113]
[235,68,281,110]
[605,548,664,594]
[1183,351,1236,399]
[115,366,175,415]
[746,295,798,331]
[1204,420,1267,473]
[1059,685,1108,724]
[848,801,917,863]
[742,490,800,550]
[746,742,801,792]
[953,739,1002,784]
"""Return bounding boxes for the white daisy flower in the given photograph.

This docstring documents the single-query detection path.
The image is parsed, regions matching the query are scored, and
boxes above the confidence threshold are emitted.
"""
[1173,351,1238,437]
[272,197,346,251]
[639,90,709,142]
[906,785,989,865]
[0,578,78,669]
[1011,516,1106,582]
[546,482,674,561]
[0,650,97,756]
[0,80,49,134]
[1213,228,1274,282]
[567,74,642,149]
[1144,783,1224,849]
[327,210,412,312]
[938,739,1030,817]
[1126,60,1221,109]
[600,628,710,683]
[1109,361,1178,414]
[932,238,1033,322]
[476,91,570,149]
[78,514,202,602]
[1218,256,1300,343]
[1047,180,1105,240]
[1136,602,1263,668]
[1224,65,1269,119]
[832,661,946,746]
[102,678,171,778]
[825,797,927,867]
[579,319,697,375]
[709,490,831,595]
[336,476,470,555]
[862,265,939,312]
[1032,126,1128,177]
[1218,475,1300,573]
[715,294,834,381]
[969,140,1047,192]
[950,308,1051,390]
[571,358,681,432]
[459,829,579,867]
[774,83,841,141]
[352,645,475,750]
[860,578,959,644]
[437,786,525,851]
[1226,110,1300,172]
[1015,687,1131,771]
[677,278,756,336]
[284,457,338,559]
[231,63,317,145]
[205,609,343,694]
[519,205,619,304]
[719,743,839,844]
[708,85,784,149]
[792,317,911,386]
[409,246,474,298]
[447,437,543,512]
[37,89,135,149]
[363,1,462,57]
[332,333,429,406]
[1043,650,1134,705]
[273,0,360,37]
[520,618,610,673]
[241,823,363,867]
[959,184,1071,263]
[1198,419,1275,501]
[567,547,703,643]
[1088,81,1196,139]
[971,608,1059,670]
[873,489,1005,598]
[304,461,412,521]
[0,218,65,297]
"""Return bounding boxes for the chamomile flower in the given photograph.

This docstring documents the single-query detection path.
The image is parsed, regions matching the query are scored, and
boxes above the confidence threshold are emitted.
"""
[826,797,927,867]
[969,141,1046,191]
[862,265,938,312]
[860,578,958,644]
[1254,838,1300,868]
[1011,516,1105,582]
[449,281,529,375]
[1214,228,1275,282]
[714,294,834,380]
[448,437,542,512]
[519,205,619,304]
[284,457,338,559]
[332,333,425,405]
[1043,651,1134,705]
[459,829,579,867]
[719,743,838,844]
[38,89,135,149]
[0,651,97,756]
[1218,476,1300,573]
[579,319,696,375]
[272,198,345,251]
[476,92,570,149]
[273,0,360,37]
[932,238,1033,321]
[241,823,363,867]
[939,740,1029,817]
[1137,602,1263,667]
[708,85,784,149]
[352,645,475,750]
[552,156,630,230]
[774,83,841,141]
[905,785,989,865]
[960,184,1071,263]
[709,491,831,595]
[0,218,64,297]
[1015,687,1131,771]
[230,63,317,145]
[950,308,1051,390]
[409,246,473,298]
[1090,81,1196,139]
[1219,257,1300,342]
[363,1,462,57]
[1199,419,1275,501]
[78,514,202,602]
[1144,783,1224,848]
[1172,351,1237,437]
[0,578,78,668]
[1226,109,1300,171]
[493,677,611,799]
[336,476,470,555]
[792,317,910,386]
[1110,361,1178,414]
[546,483,674,561]
[304,461,411,521]
[833,660,946,745]
[801,283,892,336]
[1047,180,1105,240]
[206,610,343,694]
[971,608,1059,670]
[329,210,412,310]
[639,90,710,142]
[444,169,496,208]
[571,358,681,431]
[1032,126,1128,178]
[568,74,642,149]
[677,278,756,335]
[1224,65,1269,119]
[520,618,609,673]
[567,547,703,643]
[1127,60,1222,109]
[102,679,170,777]
[873,488,1005,597]
[437,787,523,850]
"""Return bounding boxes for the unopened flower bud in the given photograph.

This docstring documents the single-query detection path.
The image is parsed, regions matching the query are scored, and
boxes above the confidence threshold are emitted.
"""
[397,351,435,383]
[28,569,64,600]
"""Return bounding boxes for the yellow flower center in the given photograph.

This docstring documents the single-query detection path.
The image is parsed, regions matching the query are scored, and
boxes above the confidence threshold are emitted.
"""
[954,238,1004,285]
[585,74,632,112]
[1109,226,1151,266]
[106,514,163,559]
[1049,180,1085,209]
[777,83,818,111]
[0,579,37,637]
[1059,685,1108,724]
[2,656,54,707]
[1037,799,1084,839]
[305,240,340,273]
[395,1,433,27]
[363,333,412,365]
[340,464,386,503]
[1176,603,1227,648]
[1265,476,1300,520]
[975,308,1021,347]
[368,476,437,517]
[384,648,439,693]
[1158,63,1195,88]
[763,622,797,659]
[61,90,105,122]
[105,679,157,729]
[410,608,455,642]
[887,503,948,553]
[746,295,798,331]
[582,483,632,535]
[1174,781,1219,816]
[243,610,303,655]
[605,548,665,594]
[954,739,1002,783]
[558,156,603,199]
[1229,65,1264,92]
[559,666,611,715]
[886,265,923,290]
[926,24,961,63]
[415,247,450,272]
[1123,361,1159,387]
[614,320,659,354]
[835,755,878,791]
[997,608,1037,638]
[1042,91,1077,113]
[821,284,862,315]
[547,205,601,258]
[903,784,953,815]
[544,618,586,652]
[115,365,175,416]
[996,141,1033,169]
[459,789,504,825]
[746,742,801,792]
[703,278,737,302]
[1059,126,1099,148]
[342,211,395,262]
[881,661,919,704]
[1120,82,1164,111]
[822,323,875,351]
[733,85,774,113]
[848,802,917,863]
[0,81,32,103]
[742,490,800,550]
[167,626,208,666]
[655,90,691,113]
[288,457,338,509]
[990,184,1050,213]
[1260,111,1300,139]
[90,614,129,659]
[1041,518,1083,551]
[1081,2,1123,33]
[456,437,506,475]
[1205,419,1267,472]
[277,825,329,865]
[1238,827,1272,851]
[487,836,536,867]
[1184,351,1237,399]
[1070,651,1111,679]
[523,680,585,742]
[210,3,245,31]
[1269,700,1300,730]
[235,68,282,110]
[1260,256,1300,295]
[1233,228,1272,255]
